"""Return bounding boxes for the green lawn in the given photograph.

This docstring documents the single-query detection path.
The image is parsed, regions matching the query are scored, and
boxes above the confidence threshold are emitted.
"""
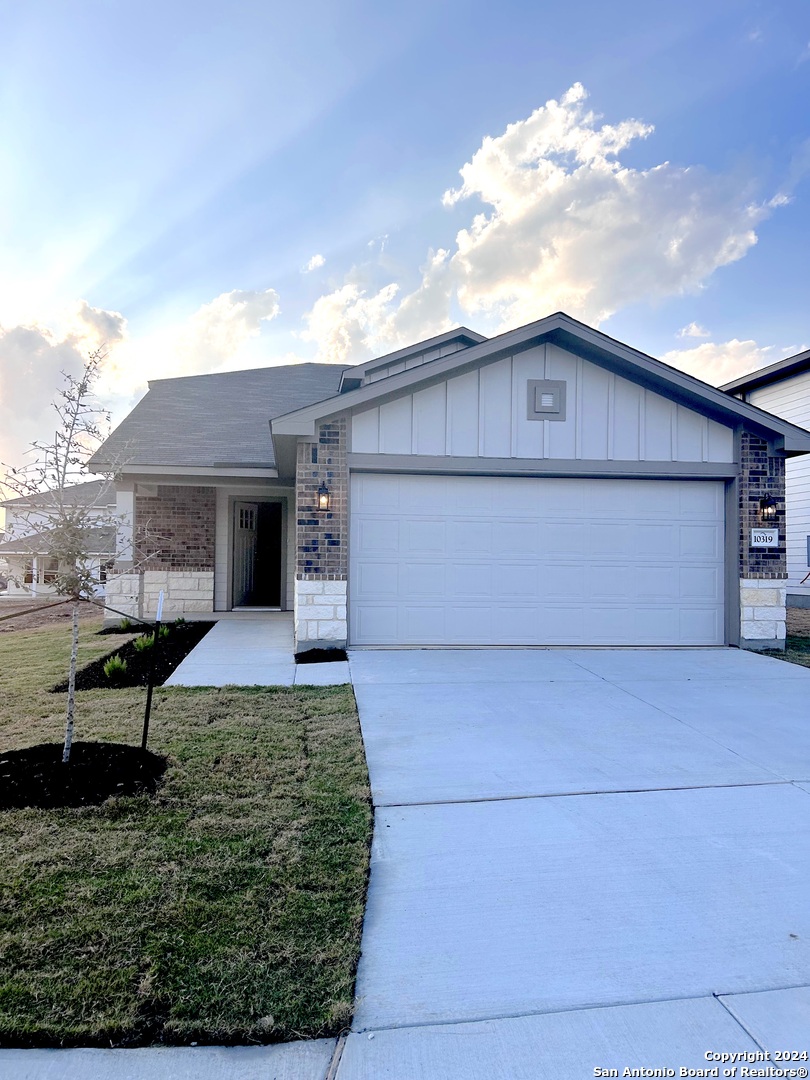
[0,623,371,1047]
[765,633,810,669]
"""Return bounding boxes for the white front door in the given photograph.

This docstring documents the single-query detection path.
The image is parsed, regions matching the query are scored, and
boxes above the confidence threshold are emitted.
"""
[349,473,725,646]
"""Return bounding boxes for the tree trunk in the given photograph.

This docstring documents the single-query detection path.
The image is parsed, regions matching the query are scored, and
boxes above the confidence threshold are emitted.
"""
[62,601,79,763]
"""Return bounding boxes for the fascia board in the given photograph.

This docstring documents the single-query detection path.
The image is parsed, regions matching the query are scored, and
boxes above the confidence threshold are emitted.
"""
[271,312,810,453]
[116,464,279,479]
[339,327,487,381]
[719,348,810,394]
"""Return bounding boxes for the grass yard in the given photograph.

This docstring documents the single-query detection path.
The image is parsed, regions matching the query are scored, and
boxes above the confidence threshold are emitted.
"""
[0,623,371,1048]
[765,632,810,670]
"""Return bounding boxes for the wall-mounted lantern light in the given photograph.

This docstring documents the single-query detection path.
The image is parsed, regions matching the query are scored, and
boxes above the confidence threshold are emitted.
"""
[317,482,330,512]
[759,494,777,522]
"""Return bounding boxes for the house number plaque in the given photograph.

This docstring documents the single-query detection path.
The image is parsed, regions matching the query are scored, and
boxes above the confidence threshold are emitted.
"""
[751,528,779,548]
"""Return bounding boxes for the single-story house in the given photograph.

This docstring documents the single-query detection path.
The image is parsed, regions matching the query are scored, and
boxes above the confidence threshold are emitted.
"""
[0,479,116,598]
[721,348,810,609]
[90,312,810,651]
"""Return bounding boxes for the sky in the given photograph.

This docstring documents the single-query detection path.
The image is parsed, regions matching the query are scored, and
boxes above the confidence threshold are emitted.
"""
[1,0,809,483]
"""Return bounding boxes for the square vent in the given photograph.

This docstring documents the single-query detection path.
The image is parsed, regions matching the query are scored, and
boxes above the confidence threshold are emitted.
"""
[527,379,566,421]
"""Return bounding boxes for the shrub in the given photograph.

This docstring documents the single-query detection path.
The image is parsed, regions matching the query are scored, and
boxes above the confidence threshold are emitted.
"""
[103,655,128,682]
[134,634,155,652]
[119,618,133,632]
[173,617,186,626]
[158,625,170,640]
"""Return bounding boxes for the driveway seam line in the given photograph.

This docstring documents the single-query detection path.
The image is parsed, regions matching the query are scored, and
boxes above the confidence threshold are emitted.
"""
[377,779,790,808]
[713,993,769,1054]
[350,983,807,1035]
[598,678,791,783]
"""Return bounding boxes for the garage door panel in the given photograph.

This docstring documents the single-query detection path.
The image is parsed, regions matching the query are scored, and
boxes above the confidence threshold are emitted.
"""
[680,566,722,601]
[353,560,399,598]
[349,475,725,646]
[679,525,722,558]
[404,519,446,553]
[356,518,399,554]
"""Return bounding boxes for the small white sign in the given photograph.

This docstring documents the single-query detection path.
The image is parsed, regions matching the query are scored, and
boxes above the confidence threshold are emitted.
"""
[751,528,779,548]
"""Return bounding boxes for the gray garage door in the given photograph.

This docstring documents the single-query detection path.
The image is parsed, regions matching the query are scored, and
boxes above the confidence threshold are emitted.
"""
[349,473,725,646]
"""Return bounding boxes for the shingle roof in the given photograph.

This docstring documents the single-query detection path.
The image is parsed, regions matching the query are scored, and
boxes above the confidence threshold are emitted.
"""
[0,525,115,556]
[89,363,347,471]
[1,479,114,510]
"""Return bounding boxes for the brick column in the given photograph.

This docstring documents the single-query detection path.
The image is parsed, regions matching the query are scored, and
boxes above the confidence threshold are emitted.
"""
[738,430,787,649]
[294,418,348,651]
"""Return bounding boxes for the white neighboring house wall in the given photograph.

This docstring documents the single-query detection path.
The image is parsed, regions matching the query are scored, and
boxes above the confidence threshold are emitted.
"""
[743,371,810,602]
[0,485,116,598]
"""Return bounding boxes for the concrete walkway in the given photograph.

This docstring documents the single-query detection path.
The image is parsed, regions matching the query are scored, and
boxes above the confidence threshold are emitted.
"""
[164,612,349,686]
[339,647,810,1077]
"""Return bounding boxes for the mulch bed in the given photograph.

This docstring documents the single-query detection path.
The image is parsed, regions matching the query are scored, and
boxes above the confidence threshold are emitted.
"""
[0,742,167,810]
[295,647,348,664]
[52,623,214,692]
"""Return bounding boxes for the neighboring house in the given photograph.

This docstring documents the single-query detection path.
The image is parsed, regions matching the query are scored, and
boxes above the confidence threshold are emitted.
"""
[0,479,116,598]
[89,312,810,651]
[722,348,810,608]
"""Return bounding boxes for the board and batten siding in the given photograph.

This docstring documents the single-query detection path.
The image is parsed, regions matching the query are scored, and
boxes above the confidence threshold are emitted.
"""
[745,371,810,593]
[214,486,295,610]
[351,344,735,463]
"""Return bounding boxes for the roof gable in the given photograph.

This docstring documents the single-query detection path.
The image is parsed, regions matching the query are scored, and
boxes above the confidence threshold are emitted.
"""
[271,312,810,455]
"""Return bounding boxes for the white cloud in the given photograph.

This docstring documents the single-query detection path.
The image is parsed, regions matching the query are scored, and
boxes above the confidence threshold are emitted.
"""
[303,253,325,273]
[301,84,779,360]
[299,282,399,364]
[661,339,778,386]
[677,322,711,339]
[0,288,283,472]
[0,303,128,473]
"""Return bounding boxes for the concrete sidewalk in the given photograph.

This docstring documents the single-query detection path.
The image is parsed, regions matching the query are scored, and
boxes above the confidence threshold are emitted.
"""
[164,613,349,686]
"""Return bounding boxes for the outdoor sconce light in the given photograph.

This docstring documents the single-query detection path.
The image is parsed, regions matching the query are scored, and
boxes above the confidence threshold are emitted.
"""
[759,494,777,522]
[317,482,330,511]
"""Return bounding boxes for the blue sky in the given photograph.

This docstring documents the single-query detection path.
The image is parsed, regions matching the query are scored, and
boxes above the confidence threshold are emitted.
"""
[0,0,809,469]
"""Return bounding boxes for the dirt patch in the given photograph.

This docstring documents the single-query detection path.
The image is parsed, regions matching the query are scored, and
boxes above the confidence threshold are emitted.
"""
[295,647,348,664]
[0,598,102,633]
[787,607,810,636]
[0,742,167,810]
[52,623,214,692]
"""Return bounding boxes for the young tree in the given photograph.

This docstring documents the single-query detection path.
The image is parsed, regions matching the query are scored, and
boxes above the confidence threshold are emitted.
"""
[2,348,117,762]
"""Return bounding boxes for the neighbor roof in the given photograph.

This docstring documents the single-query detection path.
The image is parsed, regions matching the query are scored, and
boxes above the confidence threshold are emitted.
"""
[89,363,348,471]
[720,347,810,395]
[1,479,115,510]
[0,525,115,556]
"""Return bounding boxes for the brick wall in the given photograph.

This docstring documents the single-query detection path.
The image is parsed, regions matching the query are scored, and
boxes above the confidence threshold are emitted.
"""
[295,419,348,580]
[135,485,216,571]
[738,430,786,580]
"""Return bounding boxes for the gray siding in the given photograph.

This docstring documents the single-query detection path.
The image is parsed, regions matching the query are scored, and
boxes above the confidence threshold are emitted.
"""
[352,344,735,463]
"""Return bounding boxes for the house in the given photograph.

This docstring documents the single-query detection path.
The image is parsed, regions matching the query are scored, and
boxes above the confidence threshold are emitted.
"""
[0,479,116,598]
[722,347,810,609]
[89,312,810,651]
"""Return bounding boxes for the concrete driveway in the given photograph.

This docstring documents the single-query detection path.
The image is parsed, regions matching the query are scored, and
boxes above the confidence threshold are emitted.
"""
[337,648,810,1079]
